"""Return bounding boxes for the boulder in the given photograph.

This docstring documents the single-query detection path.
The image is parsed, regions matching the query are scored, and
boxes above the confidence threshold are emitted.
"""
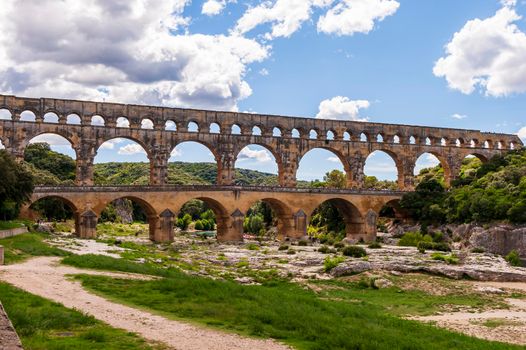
[469,225,526,257]
[330,261,372,277]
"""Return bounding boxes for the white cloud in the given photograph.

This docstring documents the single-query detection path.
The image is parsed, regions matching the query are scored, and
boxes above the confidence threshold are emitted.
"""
[451,113,467,120]
[0,140,4,149]
[433,4,526,97]
[327,156,340,162]
[100,138,125,150]
[202,0,227,16]
[316,96,369,121]
[259,68,269,76]
[237,146,272,162]
[317,0,399,36]
[171,148,182,157]
[118,143,147,155]
[234,0,332,39]
[518,126,526,142]
[0,0,269,111]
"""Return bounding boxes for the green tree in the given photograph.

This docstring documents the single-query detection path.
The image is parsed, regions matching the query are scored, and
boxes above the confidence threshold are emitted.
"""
[0,150,34,220]
[24,143,76,182]
[323,170,346,188]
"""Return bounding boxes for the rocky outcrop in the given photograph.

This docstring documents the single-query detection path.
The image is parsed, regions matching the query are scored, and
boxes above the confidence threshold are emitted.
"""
[468,225,526,257]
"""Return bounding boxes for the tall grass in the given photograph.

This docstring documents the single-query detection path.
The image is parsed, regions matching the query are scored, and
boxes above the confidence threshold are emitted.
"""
[0,233,69,264]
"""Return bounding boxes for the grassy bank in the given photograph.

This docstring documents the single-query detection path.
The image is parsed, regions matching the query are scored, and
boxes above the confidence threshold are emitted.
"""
[0,220,28,230]
[0,282,164,349]
[0,232,69,264]
[69,255,519,350]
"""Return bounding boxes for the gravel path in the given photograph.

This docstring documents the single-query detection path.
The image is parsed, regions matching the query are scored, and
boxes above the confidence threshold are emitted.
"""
[414,282,526,345]
[0,257,291,350]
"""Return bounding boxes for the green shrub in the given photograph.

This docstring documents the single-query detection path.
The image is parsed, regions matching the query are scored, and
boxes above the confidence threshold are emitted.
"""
[318,245,330,254]
[298,240,309,246]
[323,256,345,272]
[287,249,296,255]
[246,243,260,251]
[431,253,459,265]
[278,244,289,251]
[368,242,382,249]
[334,242,344,249]
[342,246,367,258]
[417,241,451,252]
[398,231,433,247]
[194,220,204,230]
[471,247,485,253]
[505,250,522,267]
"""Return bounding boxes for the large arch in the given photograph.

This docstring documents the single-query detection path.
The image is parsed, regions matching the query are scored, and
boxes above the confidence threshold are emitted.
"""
[23,195,79,235]
[242,198,295,239]
[234,144,281,186]
[309,198,370,242]
[296,147,351,188]
[170,141,219,184]
[414,152,449,187]
[176,196,232,241]
[363,150,400,190]
[95,137,151,185]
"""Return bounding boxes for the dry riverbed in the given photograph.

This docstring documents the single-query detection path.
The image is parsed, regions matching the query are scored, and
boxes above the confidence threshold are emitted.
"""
[38,230,526,346]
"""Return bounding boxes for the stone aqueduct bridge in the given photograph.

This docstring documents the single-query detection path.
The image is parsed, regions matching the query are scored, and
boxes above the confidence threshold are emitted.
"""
[0,94,522,242]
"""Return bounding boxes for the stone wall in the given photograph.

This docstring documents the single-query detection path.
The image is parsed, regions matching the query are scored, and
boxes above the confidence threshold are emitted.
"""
[0,227,28,239]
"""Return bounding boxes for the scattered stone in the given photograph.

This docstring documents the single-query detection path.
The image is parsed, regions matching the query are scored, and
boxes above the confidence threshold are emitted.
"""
[330,261,372,277]
[234,276,255,284]
[475,286,505,294]
[373,278,393,289]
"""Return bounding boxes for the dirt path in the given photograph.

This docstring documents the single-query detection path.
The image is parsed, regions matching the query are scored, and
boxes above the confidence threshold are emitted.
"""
[0,257,291,350]
[414,281,526,345]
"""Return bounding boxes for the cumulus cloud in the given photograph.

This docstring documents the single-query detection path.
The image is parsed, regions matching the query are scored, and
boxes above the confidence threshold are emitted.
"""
[171,148,183,157]
[327,156,340,162]
[99,138,125,150]
[0,0,269,111]
[433,3,526,97]
[317,0,399,36]
[315,96,369,121]
[237,146,272,162]
[29,134,72,146]
[451,113,467,120]
[518,126,526,142]
[118,143,147,155]
[202,0,227,16]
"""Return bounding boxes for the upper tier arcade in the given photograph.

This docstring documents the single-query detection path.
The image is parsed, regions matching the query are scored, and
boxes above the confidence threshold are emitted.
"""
[0,94,522,190]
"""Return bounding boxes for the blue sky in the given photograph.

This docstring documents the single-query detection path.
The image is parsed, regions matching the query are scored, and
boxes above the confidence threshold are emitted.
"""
[1,0,525,181]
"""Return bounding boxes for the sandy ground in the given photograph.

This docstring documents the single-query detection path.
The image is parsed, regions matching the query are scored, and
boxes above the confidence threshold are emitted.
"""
[415,282,526,345]
[0,257,291,350]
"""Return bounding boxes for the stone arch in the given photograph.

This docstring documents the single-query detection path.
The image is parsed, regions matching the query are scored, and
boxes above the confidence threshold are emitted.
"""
[43,112,59,123]
[234,143,282,185]
[141,118,154,130]
[22,131,78,157]
[20,110,37,122]
[310,198,370,242]
[170,140,220,183]
[364,150,402,189]
[273,127,282,137]
[243,197,295,239]
[188,121,199,132]
[231,123,241,135]
[360,132,368,142]
[309,129,318,139]
[343,131,351,141]
[96,136,151,159]
[252,125,262,136]
[327,130,335,140]
[66,113,81,125]
[117,117,131,128]
[177,196,233,241]
[165,120,177,131]
[26,195,79,224]
[291,128,300,138]
[0,108,12,120]
[209,122,220,133]
[414,151,450,186]
[91,115,105,126]
[376,133,384,143]
[297,147,351,187]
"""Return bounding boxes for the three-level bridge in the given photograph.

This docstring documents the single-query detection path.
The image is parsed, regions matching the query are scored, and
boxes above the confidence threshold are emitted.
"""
[1,94,522,242]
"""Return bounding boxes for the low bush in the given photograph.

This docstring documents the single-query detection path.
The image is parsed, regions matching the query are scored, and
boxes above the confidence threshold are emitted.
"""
[287,249,296,255]
[278,244,289,251]
[323,256,345,272]
[471,247,485,253]
[431,253,459,265]
[368,242,382,249]
[505,250,522,267]
[416,241,451,252]
[333,242,345,249]
[246,243,260,251]
[298,240,309,246]
[318,245,330,254]
[398,231,433,247]
[342,246,367,258]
